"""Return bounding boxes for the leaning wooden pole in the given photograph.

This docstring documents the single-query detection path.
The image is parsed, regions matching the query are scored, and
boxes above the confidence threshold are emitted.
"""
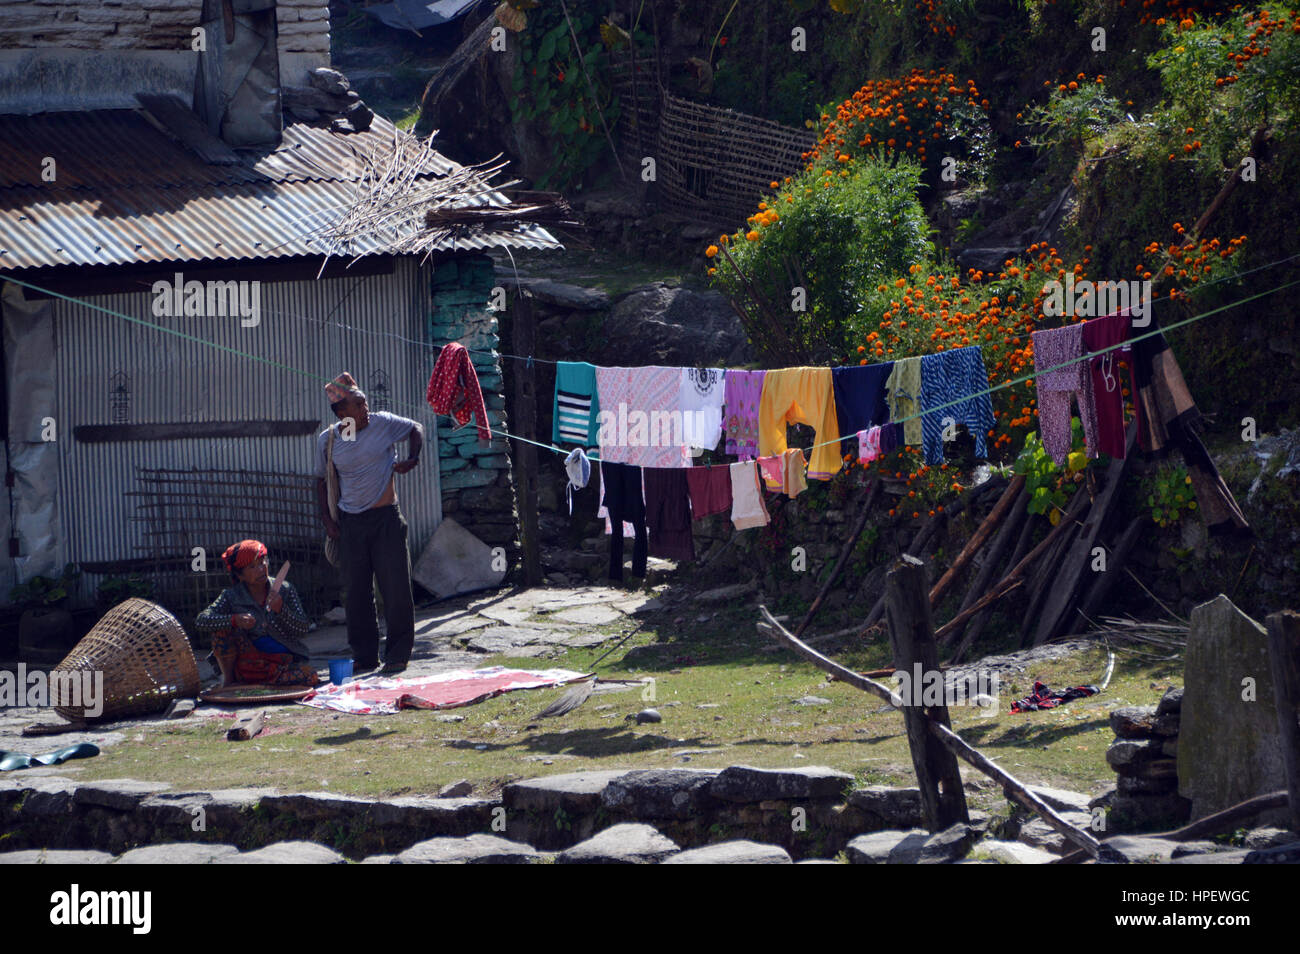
[757,605,1113,860]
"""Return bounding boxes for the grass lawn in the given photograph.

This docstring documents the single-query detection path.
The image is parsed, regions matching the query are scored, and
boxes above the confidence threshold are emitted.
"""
[69,598,1181,802]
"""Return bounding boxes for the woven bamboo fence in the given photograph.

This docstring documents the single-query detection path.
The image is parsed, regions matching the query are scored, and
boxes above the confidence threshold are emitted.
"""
[609,60,814,226]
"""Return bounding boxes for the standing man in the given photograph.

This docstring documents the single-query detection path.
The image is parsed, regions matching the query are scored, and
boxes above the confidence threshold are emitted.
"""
[316,372,423,675]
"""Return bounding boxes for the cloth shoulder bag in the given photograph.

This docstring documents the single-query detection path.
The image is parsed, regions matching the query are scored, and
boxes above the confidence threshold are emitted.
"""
[324,425,342,568]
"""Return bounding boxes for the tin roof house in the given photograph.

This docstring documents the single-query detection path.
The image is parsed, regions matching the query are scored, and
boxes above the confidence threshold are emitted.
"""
[0,0,555,636]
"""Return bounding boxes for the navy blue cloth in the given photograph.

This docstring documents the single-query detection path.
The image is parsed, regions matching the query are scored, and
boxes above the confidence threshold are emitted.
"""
[832,363,894,456]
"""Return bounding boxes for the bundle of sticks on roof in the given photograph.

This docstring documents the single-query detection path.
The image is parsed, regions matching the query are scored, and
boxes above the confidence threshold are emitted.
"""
[317,128,577,264]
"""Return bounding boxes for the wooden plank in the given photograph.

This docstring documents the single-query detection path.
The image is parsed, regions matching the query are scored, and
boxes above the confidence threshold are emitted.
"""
[1032,422,1138,645]
[757,605,1110,859]
[943,485,1027,647]
[510,291,543,586]
[1078,516,1144,618]
[1265,611,1300,834]
[885,555,969,830]
[929,474,1025,606]
[793,480,881,638]
[226,709,265,741]
[74,421,320,443]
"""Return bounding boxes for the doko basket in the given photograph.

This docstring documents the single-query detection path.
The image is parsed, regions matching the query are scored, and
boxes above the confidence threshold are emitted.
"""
[52,598,200,722]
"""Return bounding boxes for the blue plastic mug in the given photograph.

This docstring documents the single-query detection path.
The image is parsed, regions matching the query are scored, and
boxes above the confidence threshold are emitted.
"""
[328,658,354,685]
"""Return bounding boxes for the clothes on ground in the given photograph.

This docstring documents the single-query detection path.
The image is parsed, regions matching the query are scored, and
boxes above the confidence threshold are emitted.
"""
[300,667,591,715]
[685,465,732,520]
[758,366,842,482]
[0,742,99,772]
[1131,329,1249,535]
[315,411,419,513]
[595,365,691,469]
[782,448,808,498]
[196,579,313,660]
[1009,680,1099,713]
[601,460,648,580]
[885,357,923,446]
[724,369,767,460]
[552,361,602,447]
[729,460,770,530]
[337,504,415,669]
[679,367,725,452]
[644,468,696,562]
[1033,323,1099,466]
[1081,312,1133,459]
[832,362,894,456]
[919,345,997,465]
[426,342,491,443]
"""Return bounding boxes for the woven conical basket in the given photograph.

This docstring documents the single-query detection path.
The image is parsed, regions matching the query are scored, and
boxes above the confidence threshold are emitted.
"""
[52,598,200,722]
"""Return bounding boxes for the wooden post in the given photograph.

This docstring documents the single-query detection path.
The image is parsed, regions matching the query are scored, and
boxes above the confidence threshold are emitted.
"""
[1265,610,1300,834]
[510,291,543,586]
[885,555,969,831]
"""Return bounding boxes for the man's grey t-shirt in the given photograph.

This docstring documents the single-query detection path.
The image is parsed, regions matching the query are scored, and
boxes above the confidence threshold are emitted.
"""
[316,411,419,513]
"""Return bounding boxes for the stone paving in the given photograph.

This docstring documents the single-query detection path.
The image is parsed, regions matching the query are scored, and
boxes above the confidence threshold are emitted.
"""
[0,584,671,757]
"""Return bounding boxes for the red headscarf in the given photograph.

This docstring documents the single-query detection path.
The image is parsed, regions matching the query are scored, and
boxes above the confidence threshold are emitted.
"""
[222,539,267,575]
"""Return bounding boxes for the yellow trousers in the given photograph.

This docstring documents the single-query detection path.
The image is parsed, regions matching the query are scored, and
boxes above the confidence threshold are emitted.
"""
[758,368,842,483]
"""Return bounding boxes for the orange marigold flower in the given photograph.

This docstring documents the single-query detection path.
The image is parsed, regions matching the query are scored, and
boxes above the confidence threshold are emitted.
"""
[705,245,719,259]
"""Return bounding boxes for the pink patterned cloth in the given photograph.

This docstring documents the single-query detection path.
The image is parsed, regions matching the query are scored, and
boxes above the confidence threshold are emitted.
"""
[595,366,692,469]
[858,426,882,462]
[757,455,784,490]
[724,370,766,460]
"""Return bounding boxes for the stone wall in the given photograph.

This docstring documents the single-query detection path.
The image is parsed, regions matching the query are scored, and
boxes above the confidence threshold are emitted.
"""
[0,1,329,75]
[1104,689,1190,832]
[428,255,518,558]
[0,0,203,50]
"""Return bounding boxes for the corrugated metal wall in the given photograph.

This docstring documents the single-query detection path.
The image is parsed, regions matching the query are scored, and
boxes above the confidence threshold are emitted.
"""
[51,256,442,573]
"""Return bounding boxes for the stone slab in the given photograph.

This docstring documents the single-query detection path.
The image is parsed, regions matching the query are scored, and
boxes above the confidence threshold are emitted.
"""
[709,765,854,803]
[503,770,631,814]
[1179,596,1286,819]
[72,779,173,811]
[977,840,1056,864]
[115,843,242,864]
[412,517,506,599]
[217,842,345,864]
[556,823,679,864]
[661,840,792,864]
[844,829,926,864]
[394,834,542,864]
[0,849,115,864]
[552,605,622,625]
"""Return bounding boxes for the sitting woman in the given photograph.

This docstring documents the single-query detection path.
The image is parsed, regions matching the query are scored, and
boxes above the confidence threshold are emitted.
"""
[196,539,318,687]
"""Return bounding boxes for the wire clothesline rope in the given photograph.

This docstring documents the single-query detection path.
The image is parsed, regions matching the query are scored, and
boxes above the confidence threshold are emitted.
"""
[3,251,1297,464]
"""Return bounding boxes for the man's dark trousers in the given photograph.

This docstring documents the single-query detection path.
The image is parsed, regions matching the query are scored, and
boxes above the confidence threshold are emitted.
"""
[338,504,415,668]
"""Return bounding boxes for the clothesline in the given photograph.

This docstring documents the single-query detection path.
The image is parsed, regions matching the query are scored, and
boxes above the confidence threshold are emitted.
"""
[2,259,1296,466]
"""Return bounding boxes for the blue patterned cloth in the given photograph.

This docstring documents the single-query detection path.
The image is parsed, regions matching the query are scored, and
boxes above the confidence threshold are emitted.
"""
[919,346,996,464]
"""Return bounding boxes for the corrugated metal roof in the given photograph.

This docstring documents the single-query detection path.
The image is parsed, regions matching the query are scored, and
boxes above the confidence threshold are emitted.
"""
[0,111,560,269]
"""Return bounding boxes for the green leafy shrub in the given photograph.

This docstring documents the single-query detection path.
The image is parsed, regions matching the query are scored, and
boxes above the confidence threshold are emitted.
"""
[708,154,932,364]
[1146,462,1197,528]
